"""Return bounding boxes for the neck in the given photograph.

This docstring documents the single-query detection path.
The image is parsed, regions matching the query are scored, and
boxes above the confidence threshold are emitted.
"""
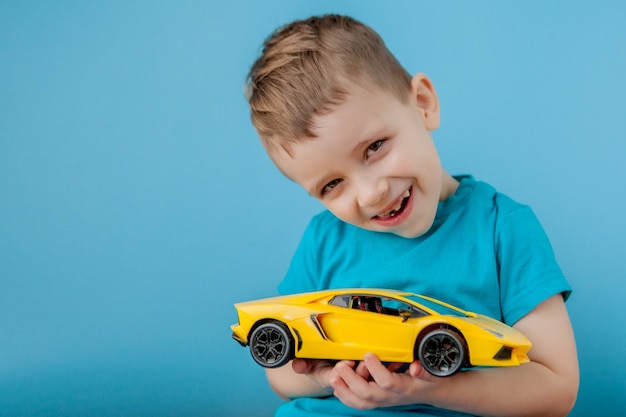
[439,171,460,201]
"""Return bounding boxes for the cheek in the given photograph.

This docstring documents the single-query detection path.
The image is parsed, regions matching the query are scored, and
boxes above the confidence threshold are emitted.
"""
[385,147,431,176]
[325,198,358,223]
[402,141,441,177]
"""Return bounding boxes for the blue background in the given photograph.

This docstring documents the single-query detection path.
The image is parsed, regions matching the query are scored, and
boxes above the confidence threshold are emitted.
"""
[1,1,624,416]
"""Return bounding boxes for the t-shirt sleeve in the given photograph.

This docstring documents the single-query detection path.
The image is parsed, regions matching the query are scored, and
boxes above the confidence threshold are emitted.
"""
[495,196,571,325]
[277,214,323,295]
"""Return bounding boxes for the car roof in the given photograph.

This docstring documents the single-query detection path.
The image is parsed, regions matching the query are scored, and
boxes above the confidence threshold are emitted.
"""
[235,288,474,317]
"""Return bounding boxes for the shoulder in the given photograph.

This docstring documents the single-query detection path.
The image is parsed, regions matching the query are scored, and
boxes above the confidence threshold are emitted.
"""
[459,176,533,220]
[460,177,549,253]
[439,176,529,228]
[461,176,524,210]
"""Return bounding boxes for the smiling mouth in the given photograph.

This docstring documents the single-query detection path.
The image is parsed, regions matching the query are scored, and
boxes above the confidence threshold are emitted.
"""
[374,188,411,220]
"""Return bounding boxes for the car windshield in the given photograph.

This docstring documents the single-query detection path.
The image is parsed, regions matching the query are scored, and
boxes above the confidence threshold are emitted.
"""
[403,295,469,317]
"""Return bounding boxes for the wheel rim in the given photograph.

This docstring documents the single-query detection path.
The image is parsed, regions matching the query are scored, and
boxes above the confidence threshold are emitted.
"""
[420,331,463,376]
[251,325,288,366]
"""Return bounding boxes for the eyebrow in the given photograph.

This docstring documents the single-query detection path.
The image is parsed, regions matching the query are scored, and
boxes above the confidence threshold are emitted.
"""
[353,138,373,155]
[308,177,329,197]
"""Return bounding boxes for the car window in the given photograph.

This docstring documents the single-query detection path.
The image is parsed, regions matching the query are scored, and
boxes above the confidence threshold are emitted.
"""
[330,295,384,313]
[381,298,427,318]
[404,295,468,317]
[330,294,427,318]
[329,295,350,308]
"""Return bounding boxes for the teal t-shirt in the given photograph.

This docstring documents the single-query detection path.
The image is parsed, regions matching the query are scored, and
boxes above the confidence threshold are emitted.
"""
[276,175,571,417]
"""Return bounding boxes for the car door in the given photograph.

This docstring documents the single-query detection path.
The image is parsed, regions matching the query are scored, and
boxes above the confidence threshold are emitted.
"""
[317,294,417,360]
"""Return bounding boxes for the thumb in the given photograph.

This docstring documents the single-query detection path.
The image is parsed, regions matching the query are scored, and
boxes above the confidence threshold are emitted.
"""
[409,361,432,379]
[292,358,313,374]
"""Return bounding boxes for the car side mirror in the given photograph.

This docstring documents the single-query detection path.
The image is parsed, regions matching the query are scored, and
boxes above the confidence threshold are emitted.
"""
[399,310,412,322]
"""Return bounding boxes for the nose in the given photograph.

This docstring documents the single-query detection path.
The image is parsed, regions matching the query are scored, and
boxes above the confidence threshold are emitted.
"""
[356,176,389,209]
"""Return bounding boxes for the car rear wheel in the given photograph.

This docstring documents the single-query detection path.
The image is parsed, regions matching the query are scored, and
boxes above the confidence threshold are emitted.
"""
[417,328,466,377]
[249,321,293,368]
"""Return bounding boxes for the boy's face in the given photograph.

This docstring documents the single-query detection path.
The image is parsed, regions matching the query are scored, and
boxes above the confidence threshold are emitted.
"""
[271,75,447,238]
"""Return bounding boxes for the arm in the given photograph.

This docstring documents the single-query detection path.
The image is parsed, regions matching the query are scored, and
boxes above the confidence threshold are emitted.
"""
[323,295,579,416]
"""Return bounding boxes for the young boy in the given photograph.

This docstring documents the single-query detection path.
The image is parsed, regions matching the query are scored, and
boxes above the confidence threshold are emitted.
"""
[245,14,578,417]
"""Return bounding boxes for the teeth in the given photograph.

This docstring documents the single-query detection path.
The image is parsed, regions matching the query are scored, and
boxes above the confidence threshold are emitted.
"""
[380,188,411,218]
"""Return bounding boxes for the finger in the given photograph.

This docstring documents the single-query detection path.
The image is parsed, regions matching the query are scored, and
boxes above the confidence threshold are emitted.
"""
[330,366,378,410]
[292,358,312,374]
[337,358,389,400]
[338,360,356,372]
[385,362,406,373]
[354,360,371,380]
[293,359,339,375]
[336,361,373,392]
[363,353,400,389]
[409,360,436,381]
[332,384,376,410]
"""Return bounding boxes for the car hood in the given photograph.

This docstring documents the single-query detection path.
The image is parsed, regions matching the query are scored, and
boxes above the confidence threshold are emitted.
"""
[459,314,530,343]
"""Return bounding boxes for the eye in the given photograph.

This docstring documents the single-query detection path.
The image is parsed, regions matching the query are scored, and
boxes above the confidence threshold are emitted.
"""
[322,179,342,195]
[365,139,385,158]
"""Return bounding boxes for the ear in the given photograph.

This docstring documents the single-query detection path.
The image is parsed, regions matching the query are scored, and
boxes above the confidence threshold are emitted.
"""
[410,73,440,130]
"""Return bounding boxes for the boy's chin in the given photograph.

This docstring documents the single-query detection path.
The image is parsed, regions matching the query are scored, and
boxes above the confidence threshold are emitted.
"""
[339,214,434,238]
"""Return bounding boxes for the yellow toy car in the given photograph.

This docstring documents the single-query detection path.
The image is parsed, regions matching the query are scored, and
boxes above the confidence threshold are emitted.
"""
[231,289,531,377]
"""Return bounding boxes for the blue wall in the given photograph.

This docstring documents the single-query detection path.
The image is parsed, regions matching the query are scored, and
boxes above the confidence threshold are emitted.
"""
[1,1,624,416]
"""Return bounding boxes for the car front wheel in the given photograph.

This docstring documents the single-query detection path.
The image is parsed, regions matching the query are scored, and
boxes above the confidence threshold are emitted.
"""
[417,328,466,377]
[249,321,293,368]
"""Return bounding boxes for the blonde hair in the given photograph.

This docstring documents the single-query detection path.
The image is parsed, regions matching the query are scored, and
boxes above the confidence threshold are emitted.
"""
[245,14,412,153]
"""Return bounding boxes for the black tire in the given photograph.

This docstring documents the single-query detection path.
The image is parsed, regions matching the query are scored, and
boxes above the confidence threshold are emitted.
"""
[417,328,466,377]
[249,321,293,368]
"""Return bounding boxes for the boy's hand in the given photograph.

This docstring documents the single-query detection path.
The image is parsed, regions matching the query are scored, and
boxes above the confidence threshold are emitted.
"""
[291,357,403,390]
[326,353,439,410]
[291,358,347,392]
